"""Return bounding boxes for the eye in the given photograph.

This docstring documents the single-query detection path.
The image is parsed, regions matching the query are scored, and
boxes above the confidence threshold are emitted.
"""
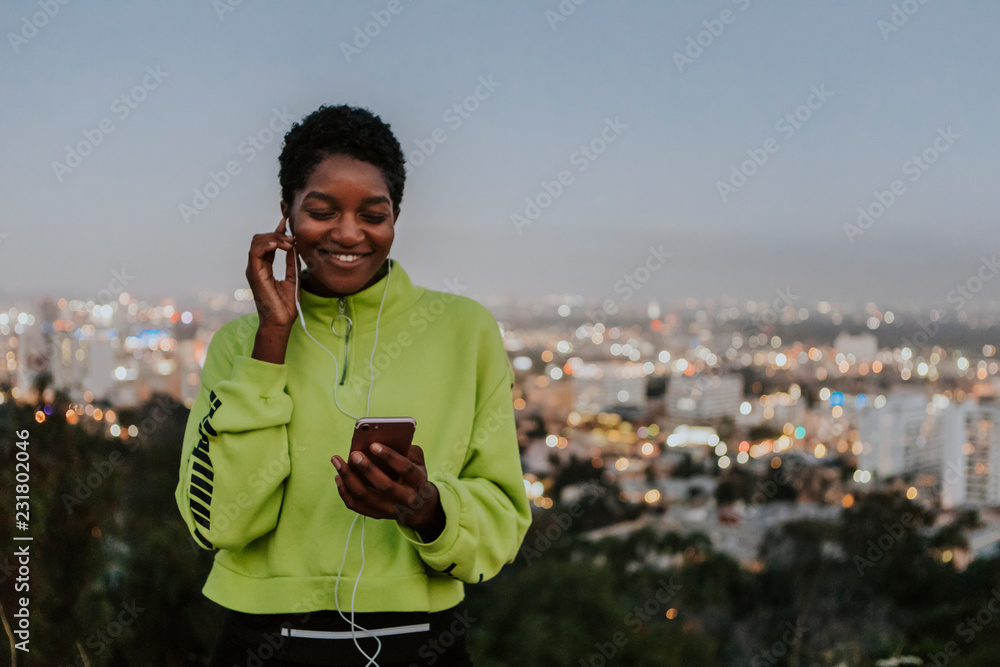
[362,214,388,223]
[306,210,335,220]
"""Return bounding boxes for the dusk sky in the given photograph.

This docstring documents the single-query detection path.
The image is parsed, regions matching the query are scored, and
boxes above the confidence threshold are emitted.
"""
[2,1,998,310]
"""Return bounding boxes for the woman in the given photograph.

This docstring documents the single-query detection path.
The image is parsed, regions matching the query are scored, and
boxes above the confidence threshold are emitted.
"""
[174,104,531,666]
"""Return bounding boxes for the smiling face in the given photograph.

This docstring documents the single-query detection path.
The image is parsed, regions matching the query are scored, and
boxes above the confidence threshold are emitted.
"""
[281,153,398,298]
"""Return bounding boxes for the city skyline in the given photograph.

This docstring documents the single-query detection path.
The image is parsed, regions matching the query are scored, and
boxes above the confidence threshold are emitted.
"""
[2,1,999,309]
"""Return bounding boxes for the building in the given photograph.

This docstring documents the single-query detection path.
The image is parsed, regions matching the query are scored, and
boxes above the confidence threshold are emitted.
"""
[959,403,1000,506]
[859,394,1000,508]
[665,373,742,421]
[834,332,878,363]
[858,392,933,478]
[572,361,647,414]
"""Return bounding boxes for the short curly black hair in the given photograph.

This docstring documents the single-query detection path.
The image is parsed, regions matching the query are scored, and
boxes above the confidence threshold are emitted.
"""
[278,104,405,211]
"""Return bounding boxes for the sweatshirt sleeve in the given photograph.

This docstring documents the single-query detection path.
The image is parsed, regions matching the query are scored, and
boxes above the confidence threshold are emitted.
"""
[394,314,532,584]
[174,318,294,551]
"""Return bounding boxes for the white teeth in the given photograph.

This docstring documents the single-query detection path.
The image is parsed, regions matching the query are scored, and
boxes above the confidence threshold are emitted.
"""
[319,250,365,263]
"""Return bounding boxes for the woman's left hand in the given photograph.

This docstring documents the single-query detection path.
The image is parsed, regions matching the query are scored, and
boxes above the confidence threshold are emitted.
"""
[331,444,446,542]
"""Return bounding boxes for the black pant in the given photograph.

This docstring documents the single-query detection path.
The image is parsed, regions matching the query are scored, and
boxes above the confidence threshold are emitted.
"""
[208,602,476,667]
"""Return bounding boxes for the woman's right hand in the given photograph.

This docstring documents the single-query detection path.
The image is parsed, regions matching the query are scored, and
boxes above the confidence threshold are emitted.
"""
[246,217,299,332]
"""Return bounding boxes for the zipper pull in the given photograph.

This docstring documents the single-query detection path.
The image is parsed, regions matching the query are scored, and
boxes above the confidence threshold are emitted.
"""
[336,297,351,385]
[332,297,352,337]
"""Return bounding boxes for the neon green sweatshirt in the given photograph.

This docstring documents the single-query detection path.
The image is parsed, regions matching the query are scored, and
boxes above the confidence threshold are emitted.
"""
[174,259,531,614]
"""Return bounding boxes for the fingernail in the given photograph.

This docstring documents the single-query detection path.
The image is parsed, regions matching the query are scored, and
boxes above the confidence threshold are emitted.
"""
[371,443,382,454]
[351,452,362,464]
[332,457,341,470]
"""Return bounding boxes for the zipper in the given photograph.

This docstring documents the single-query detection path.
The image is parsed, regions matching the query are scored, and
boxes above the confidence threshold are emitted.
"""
[338,296,350,385]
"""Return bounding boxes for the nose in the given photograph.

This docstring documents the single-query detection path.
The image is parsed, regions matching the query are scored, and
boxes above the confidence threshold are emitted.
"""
[327,214,365,247]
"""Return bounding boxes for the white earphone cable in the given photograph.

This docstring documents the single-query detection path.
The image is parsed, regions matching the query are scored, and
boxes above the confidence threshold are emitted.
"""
[291,241,391,666]
[335,514,381,665]
[293,254,392,421]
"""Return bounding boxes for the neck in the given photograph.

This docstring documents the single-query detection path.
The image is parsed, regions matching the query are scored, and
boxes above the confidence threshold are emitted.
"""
[295,259,420,334]
[300,259,391,299]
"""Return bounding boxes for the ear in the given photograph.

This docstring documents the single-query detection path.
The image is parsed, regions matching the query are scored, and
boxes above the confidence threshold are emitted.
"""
[280,201,291,231]
[281,202,295,236]
[393,206,401,223]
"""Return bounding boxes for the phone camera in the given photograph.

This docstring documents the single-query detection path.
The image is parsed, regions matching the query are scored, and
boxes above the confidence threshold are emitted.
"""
[361,424,370,431]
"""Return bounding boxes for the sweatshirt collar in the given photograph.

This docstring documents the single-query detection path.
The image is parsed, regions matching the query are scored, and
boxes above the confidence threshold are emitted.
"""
[295,258,422,333]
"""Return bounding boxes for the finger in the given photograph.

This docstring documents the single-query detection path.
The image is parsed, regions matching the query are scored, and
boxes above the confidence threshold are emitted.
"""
[334,455,384,507]
[248,236,293,282]
[347,451,409,501]
[249,241,291,291]
[250,224,293,249]
[247,244,276,293]
[371,443,418,479]
[333,454,370,489]
[407,444,426,467]
[251,235,293,257]
[256,239,276,266]
[284,235,298,283]
[247,259,278,307]
[399,444,428,486]
[276,216,288,234]
[334,471,389,519]
[337,453,391,504]
[370,445,436,521]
